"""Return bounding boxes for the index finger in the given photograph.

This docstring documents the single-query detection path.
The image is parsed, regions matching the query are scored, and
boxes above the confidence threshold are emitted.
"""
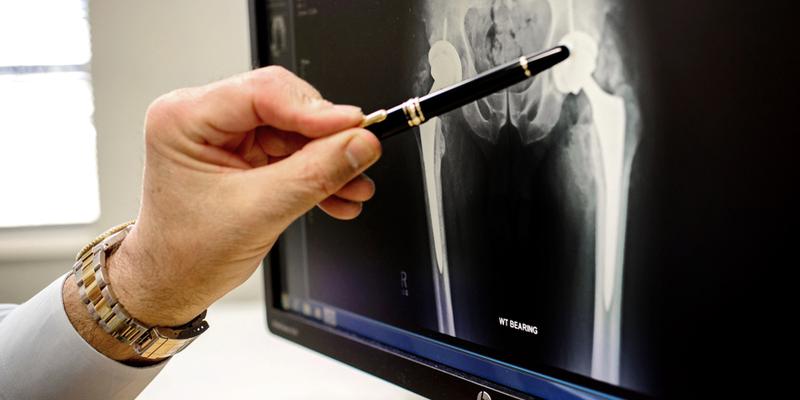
[186,66,363,138]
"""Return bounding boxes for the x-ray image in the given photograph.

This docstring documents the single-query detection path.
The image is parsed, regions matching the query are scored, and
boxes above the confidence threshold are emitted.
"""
[273,0,700,397]
[270,0,790,396]
[417,0,641,384]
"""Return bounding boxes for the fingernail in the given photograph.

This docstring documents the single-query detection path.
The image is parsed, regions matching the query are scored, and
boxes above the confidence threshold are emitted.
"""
[345,132,379,169]
[360,173,375,186]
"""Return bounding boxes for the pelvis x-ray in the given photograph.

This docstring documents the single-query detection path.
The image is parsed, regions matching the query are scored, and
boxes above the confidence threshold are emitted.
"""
[417,0,640,384]
[280,0,780,395]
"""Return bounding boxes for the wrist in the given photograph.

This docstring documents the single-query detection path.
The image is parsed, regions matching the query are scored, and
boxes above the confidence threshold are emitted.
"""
[106,229,207,327]
[62,273,156,365]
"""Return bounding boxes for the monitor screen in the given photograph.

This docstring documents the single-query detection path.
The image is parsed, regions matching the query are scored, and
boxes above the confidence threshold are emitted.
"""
[257,0,783,398]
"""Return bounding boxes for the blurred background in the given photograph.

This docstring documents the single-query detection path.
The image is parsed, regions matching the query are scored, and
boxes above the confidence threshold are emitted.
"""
[0,0,421,398]
[0,0,254,302]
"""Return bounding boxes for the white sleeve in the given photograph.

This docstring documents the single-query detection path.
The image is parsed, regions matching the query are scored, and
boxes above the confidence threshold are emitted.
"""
[0,274,166,400]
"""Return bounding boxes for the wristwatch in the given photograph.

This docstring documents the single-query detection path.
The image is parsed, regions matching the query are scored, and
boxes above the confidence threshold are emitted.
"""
[72,221,209,360]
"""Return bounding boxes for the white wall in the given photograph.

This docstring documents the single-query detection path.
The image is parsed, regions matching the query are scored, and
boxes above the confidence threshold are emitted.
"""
[0,0,261,304]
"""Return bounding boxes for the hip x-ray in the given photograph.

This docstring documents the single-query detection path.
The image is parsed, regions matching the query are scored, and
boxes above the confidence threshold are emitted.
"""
[291,0,642,388]
[417,0,641,385]
[273,0,772,397]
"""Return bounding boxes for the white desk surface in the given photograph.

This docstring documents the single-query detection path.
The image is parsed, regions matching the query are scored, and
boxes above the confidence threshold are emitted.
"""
[138,301,426,399]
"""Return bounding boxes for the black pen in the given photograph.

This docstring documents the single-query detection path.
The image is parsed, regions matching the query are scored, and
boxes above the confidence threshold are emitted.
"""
[359,45,570,140]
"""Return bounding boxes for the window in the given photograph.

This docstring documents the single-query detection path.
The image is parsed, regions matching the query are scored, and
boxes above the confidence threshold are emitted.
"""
[0,0,99,228]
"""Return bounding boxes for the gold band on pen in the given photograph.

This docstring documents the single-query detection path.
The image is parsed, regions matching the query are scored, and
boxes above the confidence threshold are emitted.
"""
[408,99,420,126]
[413,98,425,122]
[402,100,414,127]
[519,56,532,77]
[405,99,418,127]
[401,97,424,127]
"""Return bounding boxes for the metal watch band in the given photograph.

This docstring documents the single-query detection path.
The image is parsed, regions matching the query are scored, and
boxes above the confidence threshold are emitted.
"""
[72,221,209,359]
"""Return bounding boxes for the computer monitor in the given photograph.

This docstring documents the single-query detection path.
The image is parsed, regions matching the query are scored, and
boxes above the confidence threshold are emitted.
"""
[251,1,786,398]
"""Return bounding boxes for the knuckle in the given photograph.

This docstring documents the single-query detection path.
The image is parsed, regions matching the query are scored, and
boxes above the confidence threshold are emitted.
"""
[249,67,295,120]
[264,65,291,78]
[145,93,172,123]
[252,65,292,86]
[144,88,195,145]
[144,93,177,143]
[249,66,324,129]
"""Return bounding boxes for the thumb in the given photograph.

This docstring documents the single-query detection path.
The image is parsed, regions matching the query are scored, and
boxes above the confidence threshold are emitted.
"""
[262,128,382,222]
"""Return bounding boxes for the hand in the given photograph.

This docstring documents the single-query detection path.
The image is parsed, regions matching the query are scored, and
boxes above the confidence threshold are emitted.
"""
[92,67,381,336]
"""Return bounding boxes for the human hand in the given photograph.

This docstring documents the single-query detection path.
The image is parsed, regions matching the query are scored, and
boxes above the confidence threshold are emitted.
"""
[105,66,381,329]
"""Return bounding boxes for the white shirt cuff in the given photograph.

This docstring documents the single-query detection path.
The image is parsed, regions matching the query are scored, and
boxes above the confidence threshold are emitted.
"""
[0,274,166,400]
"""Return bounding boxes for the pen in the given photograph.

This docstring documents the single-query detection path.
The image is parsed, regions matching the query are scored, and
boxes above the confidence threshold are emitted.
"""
[359,45,570,140]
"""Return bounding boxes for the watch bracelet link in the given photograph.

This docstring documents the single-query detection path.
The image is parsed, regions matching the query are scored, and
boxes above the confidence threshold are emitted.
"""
[72,221,209,359]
